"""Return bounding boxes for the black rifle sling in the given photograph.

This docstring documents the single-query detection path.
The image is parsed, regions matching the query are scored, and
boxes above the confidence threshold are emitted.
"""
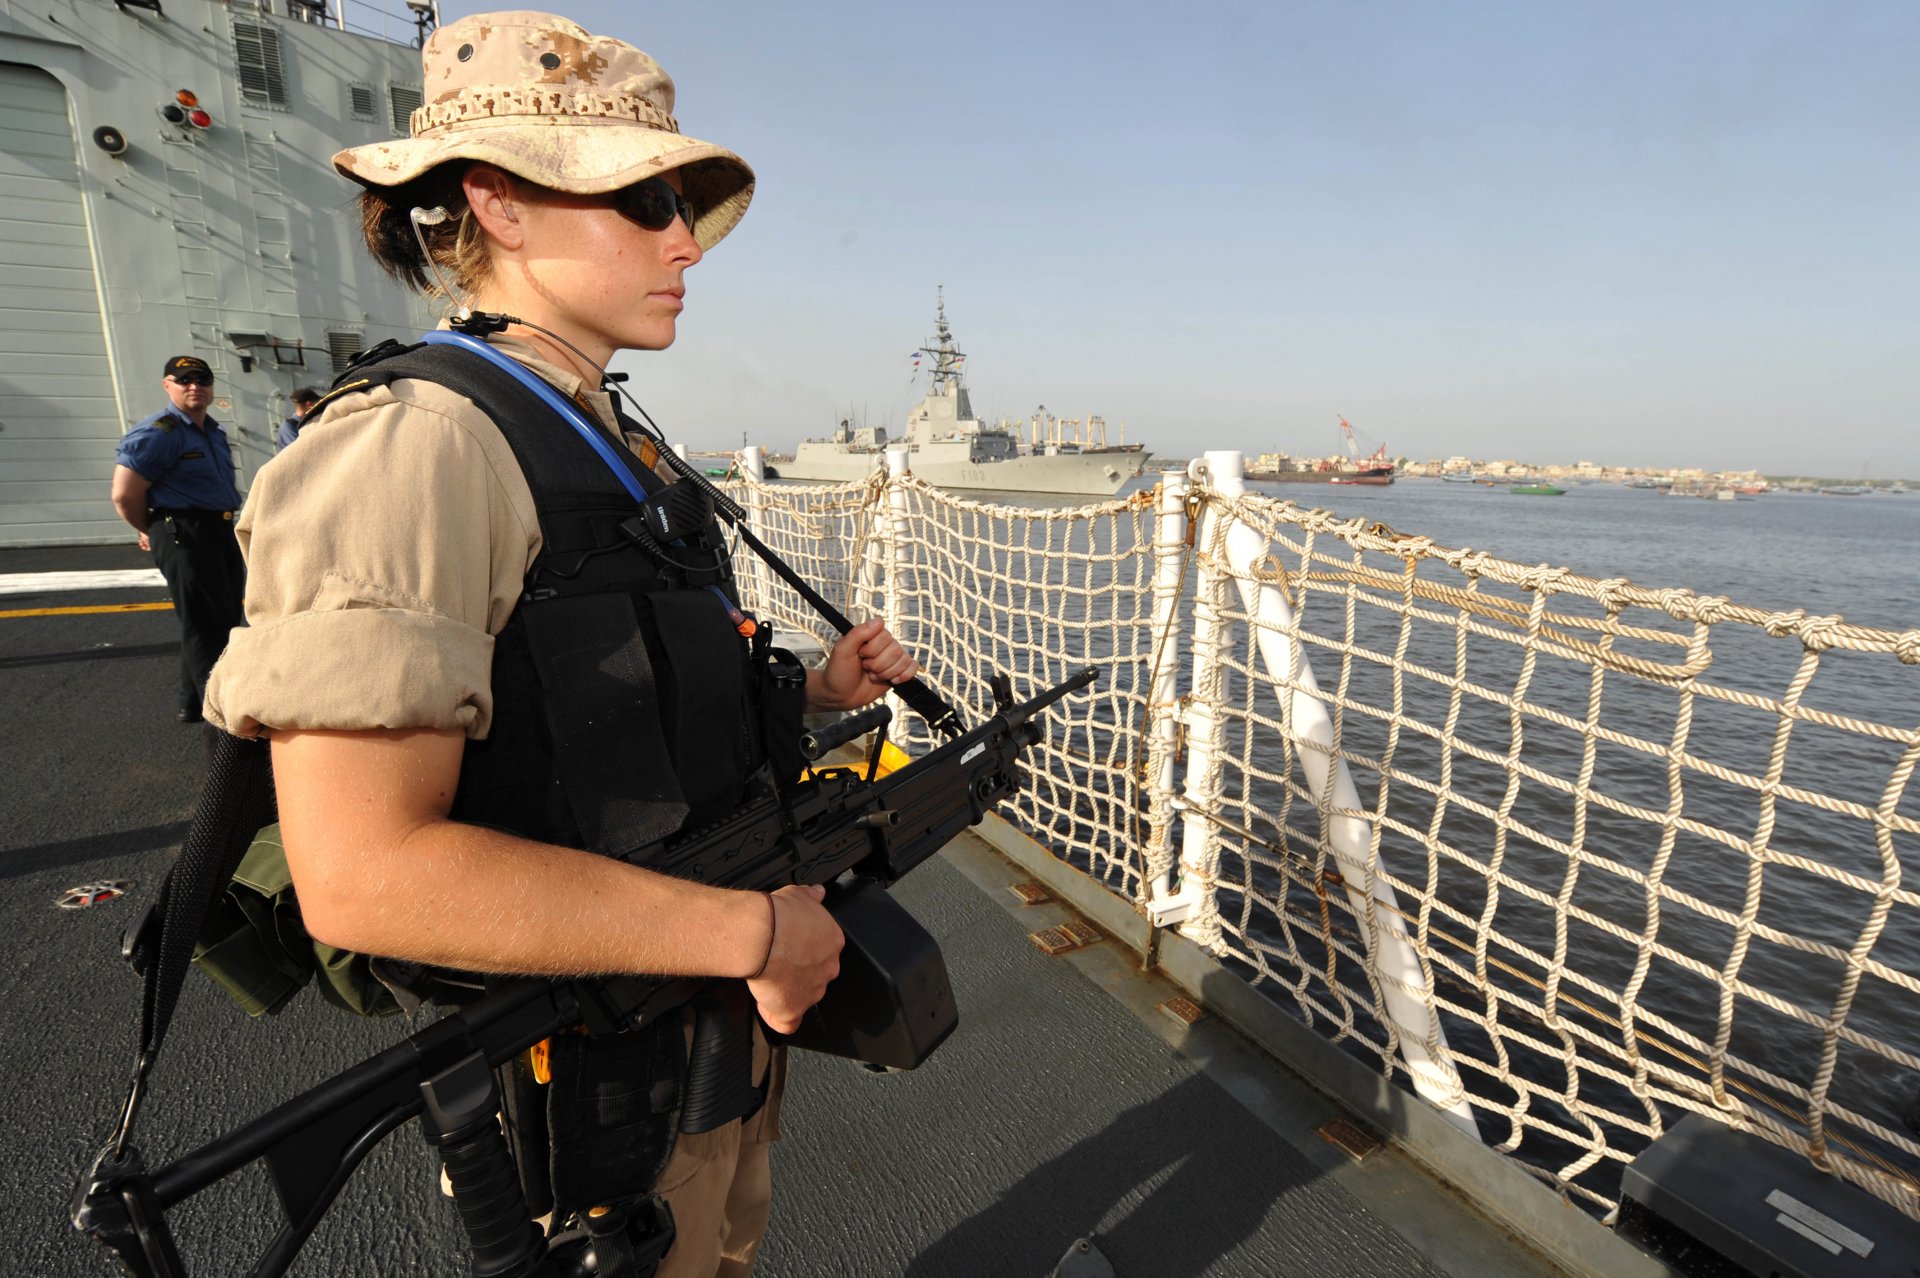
[608,397,968,741]
[116,731,276,1151]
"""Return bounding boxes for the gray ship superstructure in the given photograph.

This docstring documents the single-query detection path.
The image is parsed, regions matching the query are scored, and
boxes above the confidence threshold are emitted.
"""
[779,296,1149,495]
[1,0,434,546]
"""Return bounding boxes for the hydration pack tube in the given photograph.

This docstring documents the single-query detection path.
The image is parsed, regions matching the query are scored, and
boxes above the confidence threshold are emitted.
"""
[421,330,656,503]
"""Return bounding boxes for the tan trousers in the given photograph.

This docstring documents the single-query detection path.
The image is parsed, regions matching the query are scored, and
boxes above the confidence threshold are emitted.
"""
[455,1040,786,1277]
[655,1044,787,1278]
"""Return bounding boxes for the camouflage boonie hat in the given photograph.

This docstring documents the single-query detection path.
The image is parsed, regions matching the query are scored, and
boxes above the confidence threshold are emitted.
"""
[332,11,753,250]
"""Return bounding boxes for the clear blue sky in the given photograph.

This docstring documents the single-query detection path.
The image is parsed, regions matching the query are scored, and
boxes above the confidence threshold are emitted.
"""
[436,1,1917,476]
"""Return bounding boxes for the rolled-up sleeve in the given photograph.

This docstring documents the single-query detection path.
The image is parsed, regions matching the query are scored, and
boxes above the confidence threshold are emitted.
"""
[115,424,177,482]
[205,380,539,739]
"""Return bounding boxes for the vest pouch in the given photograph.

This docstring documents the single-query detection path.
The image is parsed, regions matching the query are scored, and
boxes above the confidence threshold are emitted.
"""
[642,588,753,825]
[189,824,401,1019]
[761,647,810,787]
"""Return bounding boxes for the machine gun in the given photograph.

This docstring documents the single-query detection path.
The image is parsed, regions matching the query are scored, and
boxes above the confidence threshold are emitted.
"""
[73,665,1099,1278]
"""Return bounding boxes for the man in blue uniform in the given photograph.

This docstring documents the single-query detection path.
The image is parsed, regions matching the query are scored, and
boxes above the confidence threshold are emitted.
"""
[276,386,320,450]
[110,355,247,723]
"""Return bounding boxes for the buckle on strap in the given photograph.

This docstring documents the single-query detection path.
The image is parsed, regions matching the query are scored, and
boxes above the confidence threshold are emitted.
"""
[585,1195,677,1276]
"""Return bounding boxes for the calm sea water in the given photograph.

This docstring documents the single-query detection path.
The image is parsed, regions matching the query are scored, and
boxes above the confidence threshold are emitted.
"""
[1242,476,1920,635]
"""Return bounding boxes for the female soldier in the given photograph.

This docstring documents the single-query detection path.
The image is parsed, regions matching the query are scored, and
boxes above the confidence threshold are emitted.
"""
[204,12,915,1275]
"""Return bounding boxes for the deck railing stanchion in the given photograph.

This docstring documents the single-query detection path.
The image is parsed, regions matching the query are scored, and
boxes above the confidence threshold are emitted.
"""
[882,447,914,727]
[1145,471,1196,922]
[738,445,772,617]
[1199,450,1478,1136]
[1173,464,1232,952]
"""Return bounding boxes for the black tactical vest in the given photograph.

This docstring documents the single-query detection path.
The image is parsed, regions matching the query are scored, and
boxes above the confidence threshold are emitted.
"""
[337,340,780,852]
[331,340,798,1226]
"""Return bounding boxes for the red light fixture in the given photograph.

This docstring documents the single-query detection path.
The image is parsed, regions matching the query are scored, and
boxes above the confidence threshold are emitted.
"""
[157,89,211,131]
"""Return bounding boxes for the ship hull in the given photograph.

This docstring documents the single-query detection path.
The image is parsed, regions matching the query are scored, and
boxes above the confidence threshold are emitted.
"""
[1249,468,1394,486]
[778,445,1150,496]
[0,3,431,546]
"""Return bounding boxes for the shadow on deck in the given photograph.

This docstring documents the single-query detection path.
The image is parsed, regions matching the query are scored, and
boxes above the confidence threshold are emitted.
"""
[763,828,1636,1277]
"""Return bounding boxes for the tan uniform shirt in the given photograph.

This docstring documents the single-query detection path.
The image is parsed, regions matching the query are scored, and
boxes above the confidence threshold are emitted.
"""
[206,335,660,737]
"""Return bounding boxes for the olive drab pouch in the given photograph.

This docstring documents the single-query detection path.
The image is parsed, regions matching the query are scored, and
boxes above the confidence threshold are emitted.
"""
[189,824,401,1019]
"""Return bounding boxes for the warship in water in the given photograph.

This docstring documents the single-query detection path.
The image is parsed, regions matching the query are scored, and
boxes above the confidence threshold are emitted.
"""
[776,295,1151,496]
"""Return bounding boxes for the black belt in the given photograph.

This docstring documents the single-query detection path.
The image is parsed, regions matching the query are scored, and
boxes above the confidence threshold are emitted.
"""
[150,508,234,521]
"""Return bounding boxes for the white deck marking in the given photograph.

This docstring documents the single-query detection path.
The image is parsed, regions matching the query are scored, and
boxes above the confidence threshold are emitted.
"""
[0,570,167,596]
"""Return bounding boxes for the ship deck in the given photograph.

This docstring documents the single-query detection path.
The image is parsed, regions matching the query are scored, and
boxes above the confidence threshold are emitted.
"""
[3,544,1656,1276]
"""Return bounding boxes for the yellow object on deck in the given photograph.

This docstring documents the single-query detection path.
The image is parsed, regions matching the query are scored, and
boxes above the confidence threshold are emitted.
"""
[874,740,914,777]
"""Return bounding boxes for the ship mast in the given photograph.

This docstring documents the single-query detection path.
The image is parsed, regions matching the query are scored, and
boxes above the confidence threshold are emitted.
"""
[917,286,974,421]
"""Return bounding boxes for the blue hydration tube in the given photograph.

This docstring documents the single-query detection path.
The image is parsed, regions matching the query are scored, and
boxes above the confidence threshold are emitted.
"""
[421,329,655,504]
[422,329,755,631]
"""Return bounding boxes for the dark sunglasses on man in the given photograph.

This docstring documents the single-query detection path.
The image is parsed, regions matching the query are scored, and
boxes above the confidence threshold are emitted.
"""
[610,176,696,236]
[168,372,214,387]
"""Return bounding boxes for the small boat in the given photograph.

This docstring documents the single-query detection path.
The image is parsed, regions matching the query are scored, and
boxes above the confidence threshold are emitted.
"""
[1509,483,1567,496]
[1821,485,1871,496]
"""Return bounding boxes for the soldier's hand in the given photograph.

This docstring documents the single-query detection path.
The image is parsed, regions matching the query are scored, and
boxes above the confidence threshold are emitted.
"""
[137,530,150,553]
[746,884,843,1034]
[812,617,917,711]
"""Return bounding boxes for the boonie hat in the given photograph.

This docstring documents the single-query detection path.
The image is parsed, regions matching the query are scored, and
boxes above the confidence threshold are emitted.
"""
[332,11,753,250]
[163,355,212,380]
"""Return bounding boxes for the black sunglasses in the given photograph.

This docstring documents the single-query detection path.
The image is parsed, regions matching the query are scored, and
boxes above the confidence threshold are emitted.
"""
[610,177,697,236]
[169,373,213,387]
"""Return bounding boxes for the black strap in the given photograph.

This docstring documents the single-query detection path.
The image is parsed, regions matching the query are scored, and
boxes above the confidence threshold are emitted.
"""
[115,731,277,1154]
[355,340,965,737]
[344,342,667,528]
[611,397,966,739]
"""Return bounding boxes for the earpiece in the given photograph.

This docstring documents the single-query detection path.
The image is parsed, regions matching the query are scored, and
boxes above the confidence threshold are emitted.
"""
[407,206,471,321]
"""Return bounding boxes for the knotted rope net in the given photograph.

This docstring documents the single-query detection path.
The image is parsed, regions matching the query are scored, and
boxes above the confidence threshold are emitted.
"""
[725,471,1920,1219]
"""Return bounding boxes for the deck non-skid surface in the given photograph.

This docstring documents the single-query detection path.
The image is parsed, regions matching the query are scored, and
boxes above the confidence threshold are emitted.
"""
[766,838,1556,1278]
[2,545,1557,1276]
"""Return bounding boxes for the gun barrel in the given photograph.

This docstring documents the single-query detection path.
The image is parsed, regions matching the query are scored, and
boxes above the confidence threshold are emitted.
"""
[1001,665,1100,729]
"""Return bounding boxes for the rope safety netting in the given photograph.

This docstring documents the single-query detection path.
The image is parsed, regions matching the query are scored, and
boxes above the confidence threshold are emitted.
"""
[722,469,1920,1220]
